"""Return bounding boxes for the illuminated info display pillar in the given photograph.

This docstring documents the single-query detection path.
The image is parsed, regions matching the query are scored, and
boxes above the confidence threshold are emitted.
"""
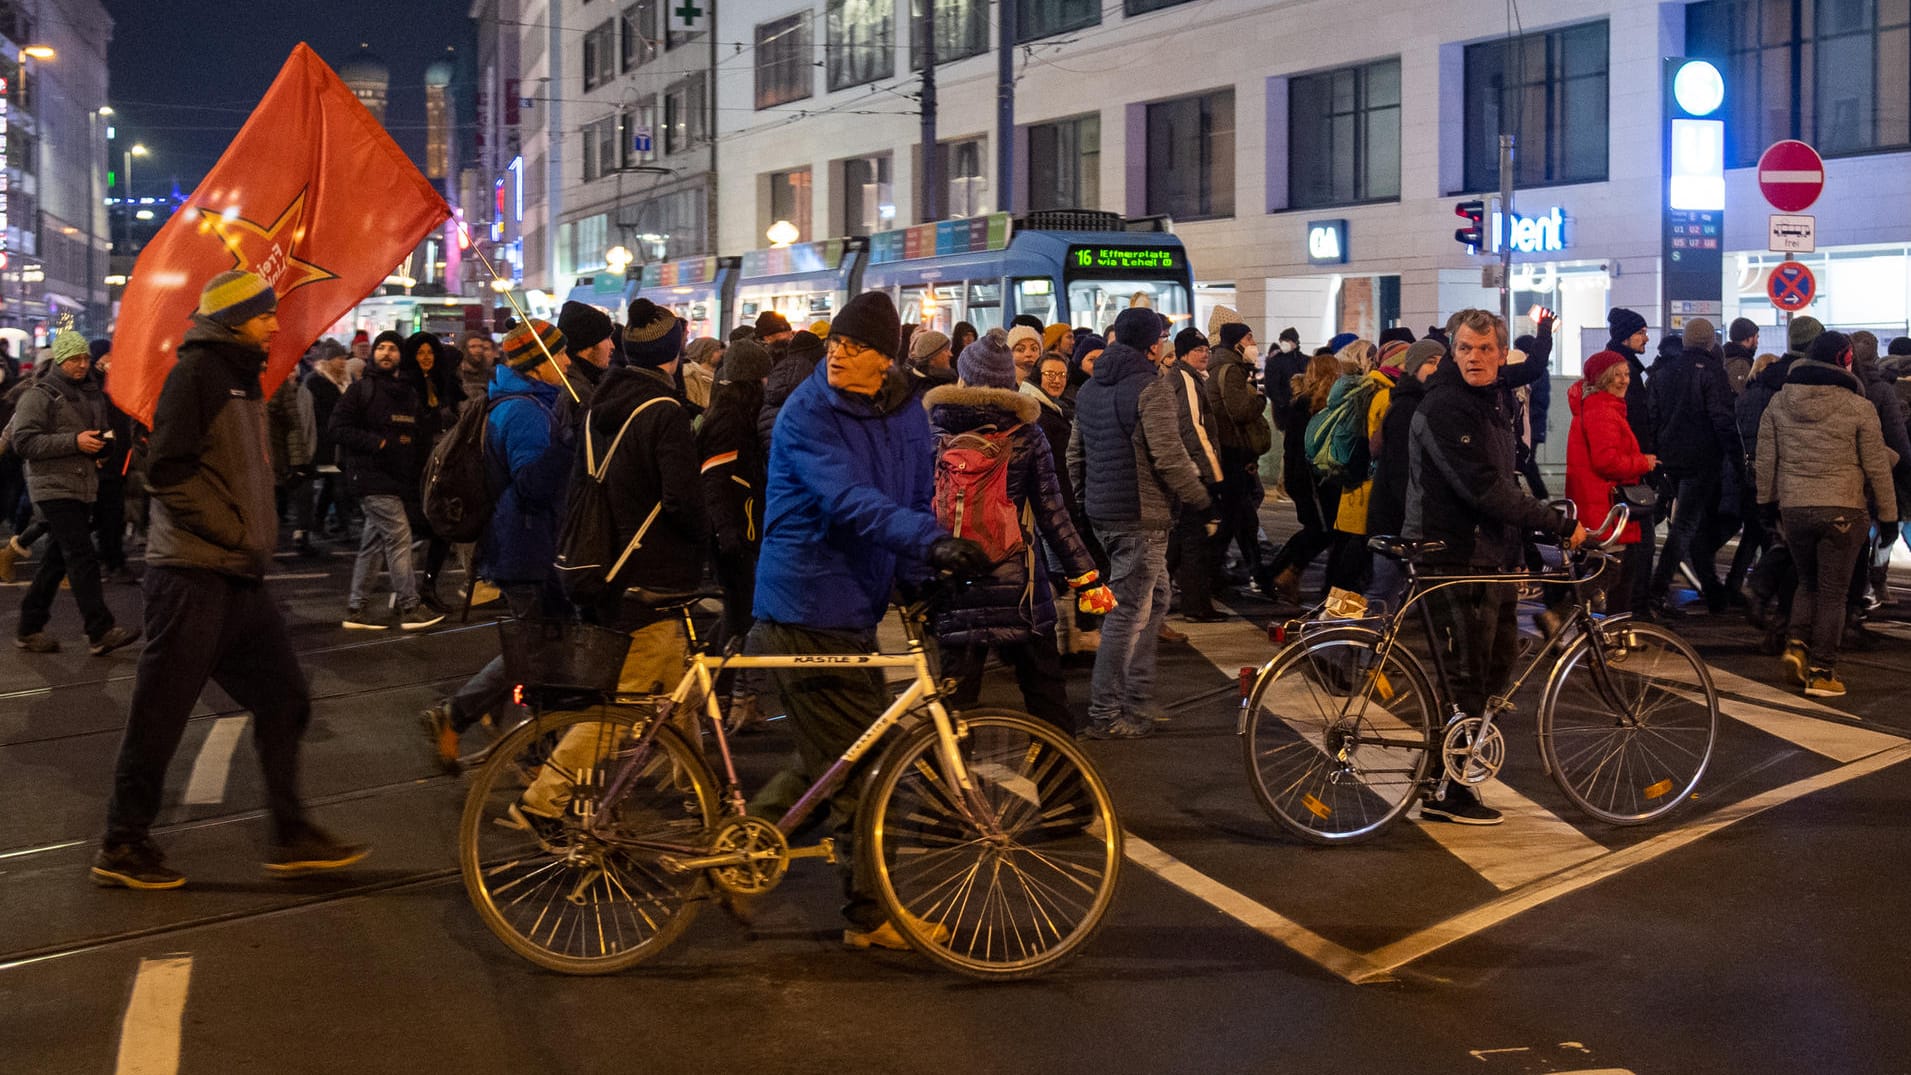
[1663,57,1726,332]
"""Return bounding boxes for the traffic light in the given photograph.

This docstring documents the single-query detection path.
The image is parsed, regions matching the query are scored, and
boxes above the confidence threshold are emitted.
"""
[1454,200,1485,250]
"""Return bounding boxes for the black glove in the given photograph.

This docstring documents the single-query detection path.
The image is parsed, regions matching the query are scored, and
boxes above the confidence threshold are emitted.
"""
[927,536,992,580]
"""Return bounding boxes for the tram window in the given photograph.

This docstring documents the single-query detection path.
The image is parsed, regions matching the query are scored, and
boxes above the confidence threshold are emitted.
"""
[1011,278,1055,325]
[968,281,1005,331]
[1065,279,1191,332]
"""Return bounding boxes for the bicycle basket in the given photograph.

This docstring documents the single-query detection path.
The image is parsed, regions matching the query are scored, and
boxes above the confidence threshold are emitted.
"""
[496,618,634,694]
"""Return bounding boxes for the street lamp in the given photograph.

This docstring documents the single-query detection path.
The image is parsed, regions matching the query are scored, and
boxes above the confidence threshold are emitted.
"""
[605,245,632,274]
[766,220,799,247]
[22,45,55,60]
[122,144,148,254]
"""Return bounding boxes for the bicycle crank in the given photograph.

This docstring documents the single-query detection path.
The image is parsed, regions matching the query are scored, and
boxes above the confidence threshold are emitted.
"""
[700,816,791,897]
[1441,717,1506,786]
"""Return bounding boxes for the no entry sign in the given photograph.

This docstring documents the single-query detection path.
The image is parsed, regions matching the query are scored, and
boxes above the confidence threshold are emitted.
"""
[1758,141,1825,213]
[1768,260,1816,312]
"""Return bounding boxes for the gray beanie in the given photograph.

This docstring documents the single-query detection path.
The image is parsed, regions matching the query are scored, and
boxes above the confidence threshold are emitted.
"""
[719,337,771,383]
[957,334,1018,389]
[1683,317,1717,352]
[1401,339,1445,376]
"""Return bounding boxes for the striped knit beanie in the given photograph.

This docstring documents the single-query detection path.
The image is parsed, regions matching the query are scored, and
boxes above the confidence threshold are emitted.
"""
[624,299,685,368]
[502,319,565,371]
[198,270,277,327]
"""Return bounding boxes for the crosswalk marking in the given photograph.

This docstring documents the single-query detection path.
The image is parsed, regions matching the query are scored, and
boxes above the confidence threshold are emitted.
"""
[114,955,193,1075]
[1411,779,1607,891]
[1720,699,1905,763]
[1703,663,1854,720]
[183,717,248,805]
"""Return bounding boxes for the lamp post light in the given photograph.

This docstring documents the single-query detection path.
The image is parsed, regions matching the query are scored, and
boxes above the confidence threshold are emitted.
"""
[766,219,799,248]
[605,244,632,276]
[122,144,148,255]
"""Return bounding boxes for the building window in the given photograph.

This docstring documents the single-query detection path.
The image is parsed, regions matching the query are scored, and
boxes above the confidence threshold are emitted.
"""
[622,99,658,168]
[768,167,814,242]
[1027,113,1101,211]
[756,13,814,109]
[664,74,707,154]
[1145,90,1234,220]
[840,153,894,236]
[1463,20,1609,191]
[582,19,616,92]
[1288,58,1402,210]
[910,0,989,69]
[621,0,658,72]
[937,138,989,217]
[582,116,623,181]
[828,0,893,91]
[561,212,611,278]
[1689,0,1911,162]
[1017,0,1099,42]
[1124,0,1198,12]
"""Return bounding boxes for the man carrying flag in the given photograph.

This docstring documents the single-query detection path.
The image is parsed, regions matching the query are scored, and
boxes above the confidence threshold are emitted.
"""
[93,272,367,889]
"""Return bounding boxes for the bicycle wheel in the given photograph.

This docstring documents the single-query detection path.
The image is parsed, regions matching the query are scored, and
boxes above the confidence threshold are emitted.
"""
[1539,620,1718,825]
[860,707,1121,980]
[1242,628,1438,844]
[459,705,720,974]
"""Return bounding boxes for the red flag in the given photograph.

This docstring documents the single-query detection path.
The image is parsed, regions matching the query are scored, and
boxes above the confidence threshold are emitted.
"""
[110,43,451,425]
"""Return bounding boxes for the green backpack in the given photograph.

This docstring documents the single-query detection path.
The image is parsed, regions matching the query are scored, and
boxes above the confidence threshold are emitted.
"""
[1303,377,1377,488]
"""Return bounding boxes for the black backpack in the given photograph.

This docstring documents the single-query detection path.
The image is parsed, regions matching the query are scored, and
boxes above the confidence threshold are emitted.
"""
[554,396,674,604]
[419,393,534,543]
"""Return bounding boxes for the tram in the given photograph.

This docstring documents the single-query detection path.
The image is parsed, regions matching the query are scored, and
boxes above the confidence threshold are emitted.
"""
[861,210,1194,334]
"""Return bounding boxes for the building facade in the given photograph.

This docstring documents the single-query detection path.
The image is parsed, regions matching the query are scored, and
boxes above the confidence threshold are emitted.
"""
[473,0,720,307]
[1,0,111,337]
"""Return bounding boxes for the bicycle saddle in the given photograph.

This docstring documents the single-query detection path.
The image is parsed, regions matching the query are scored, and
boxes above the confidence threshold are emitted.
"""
[1366,535,1446,561]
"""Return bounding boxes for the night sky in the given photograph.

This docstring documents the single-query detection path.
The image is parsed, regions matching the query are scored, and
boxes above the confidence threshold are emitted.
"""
[101,0,475,193]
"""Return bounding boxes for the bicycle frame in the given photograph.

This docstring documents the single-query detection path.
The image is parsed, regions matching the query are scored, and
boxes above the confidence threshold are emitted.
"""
[583,606,993,850]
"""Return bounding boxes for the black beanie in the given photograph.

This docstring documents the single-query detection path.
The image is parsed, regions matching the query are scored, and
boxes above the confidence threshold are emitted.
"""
[1217,322,1252,352]
[1607,307,1648,345]
[1174,327,1209,358]
[1378,326,1416,347]
[558,300,614,355]
[623,299,685,368]
[830,291,903,359]
[1728,317,1760,344]
[720,337,772,382]
[1111,307,1162,350]
[755,310,791,338]
[1889,336,1911,357]
[371,330,406,356]
[1278,326,1301,345]
[787,330,826,367]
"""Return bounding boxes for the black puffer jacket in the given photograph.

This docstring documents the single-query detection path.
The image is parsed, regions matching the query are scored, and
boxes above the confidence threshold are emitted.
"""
[329,361,424,500]
[1648,345,1739,476]
[1365,369,1429,538]
[1737,352,1802,469]
[582,365,705,598]
[1405,361,1573,569]
[925,384,1096,646]
[1856,354,1911,506]
[1608,341,1656,454]
[697,376,766,556]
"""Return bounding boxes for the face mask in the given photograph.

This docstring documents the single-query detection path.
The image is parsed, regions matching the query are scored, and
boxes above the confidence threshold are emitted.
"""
[1242,344,1259,364]
[1279,340,1297,353]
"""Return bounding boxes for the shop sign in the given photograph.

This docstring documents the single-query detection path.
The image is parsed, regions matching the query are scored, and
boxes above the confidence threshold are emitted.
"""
[1306,219,1348,265]
[1487,207,1568,255]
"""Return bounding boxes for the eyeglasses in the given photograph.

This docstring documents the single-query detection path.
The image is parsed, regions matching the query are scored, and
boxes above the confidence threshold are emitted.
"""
[829,336,873,358]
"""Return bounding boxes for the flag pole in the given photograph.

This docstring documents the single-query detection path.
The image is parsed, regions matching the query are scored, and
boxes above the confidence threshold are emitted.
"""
[455,218,580,404]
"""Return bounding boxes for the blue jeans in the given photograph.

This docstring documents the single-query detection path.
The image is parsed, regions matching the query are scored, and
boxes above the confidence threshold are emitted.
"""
[1088,525,1171,727]
[348,493,418,612]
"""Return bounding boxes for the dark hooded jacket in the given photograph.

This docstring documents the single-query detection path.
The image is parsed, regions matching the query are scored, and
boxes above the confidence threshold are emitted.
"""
[581,364,705,599]
[143,318,281,578]
[1854,348,1911,508]
[329,353,424,500]
[1604,339,1656,455]
[697,375,768,556]
[1737,351,1803,471]
[476,363,573,584]
[1405,361,1573,569]
[400,332,463,450]
[924,383,1097,647]
[754,360,944,630]
[757,334,818,451]
[1365,368,1429,538]
[1066,341,1211,529]
[10,363,106,504]
[1648,344,1740,476]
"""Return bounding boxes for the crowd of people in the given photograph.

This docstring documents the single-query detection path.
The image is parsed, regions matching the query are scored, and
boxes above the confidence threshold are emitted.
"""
[3,265,1903,925]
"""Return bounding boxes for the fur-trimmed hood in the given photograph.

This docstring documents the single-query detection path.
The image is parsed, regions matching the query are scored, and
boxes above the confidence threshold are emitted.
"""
[922,382,1040,425]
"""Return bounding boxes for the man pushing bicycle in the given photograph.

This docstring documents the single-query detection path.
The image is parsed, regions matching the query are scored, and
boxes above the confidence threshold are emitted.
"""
[746,290,989,951]
[1403,309,1586,826]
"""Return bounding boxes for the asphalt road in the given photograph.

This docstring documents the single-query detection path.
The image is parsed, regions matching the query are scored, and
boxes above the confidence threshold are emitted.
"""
[1,531,1907,1075]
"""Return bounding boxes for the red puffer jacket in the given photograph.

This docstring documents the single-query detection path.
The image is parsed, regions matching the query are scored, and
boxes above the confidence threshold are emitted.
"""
[1566,381,1652,544]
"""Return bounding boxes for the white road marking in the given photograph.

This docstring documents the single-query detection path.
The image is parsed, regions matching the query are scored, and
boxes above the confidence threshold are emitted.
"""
[1357,741,1911,981]
[1703,663,1854,720]
[1719,699,1905,763]
[1123,832,1392,984]
[114,954,193,1075]
[182,717,248,805]
[1411,778,1607,891]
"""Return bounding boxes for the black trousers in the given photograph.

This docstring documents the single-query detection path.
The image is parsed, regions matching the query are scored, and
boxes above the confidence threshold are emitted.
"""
[93,478,127,571]
[941,632,1073,734]
[1168,503,1222,617]
[104,566,312,846]
[1218,449,1264,574]
[18,497,113,641]
[712,543,760,700]
[1424,580,1519,719]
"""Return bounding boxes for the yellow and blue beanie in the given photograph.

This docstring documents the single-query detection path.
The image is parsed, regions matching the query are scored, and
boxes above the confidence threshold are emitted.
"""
[198,270,278,327]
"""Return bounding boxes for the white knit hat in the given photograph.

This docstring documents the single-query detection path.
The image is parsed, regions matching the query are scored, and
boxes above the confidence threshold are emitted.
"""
[1207,304,1245,345]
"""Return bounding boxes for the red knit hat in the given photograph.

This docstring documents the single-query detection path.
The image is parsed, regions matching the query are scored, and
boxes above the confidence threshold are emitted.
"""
[1583,349,1628,386]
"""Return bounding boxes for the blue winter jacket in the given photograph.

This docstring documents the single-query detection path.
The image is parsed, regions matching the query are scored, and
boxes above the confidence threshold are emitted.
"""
[754,360,945,630]
[476,364,572,584]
